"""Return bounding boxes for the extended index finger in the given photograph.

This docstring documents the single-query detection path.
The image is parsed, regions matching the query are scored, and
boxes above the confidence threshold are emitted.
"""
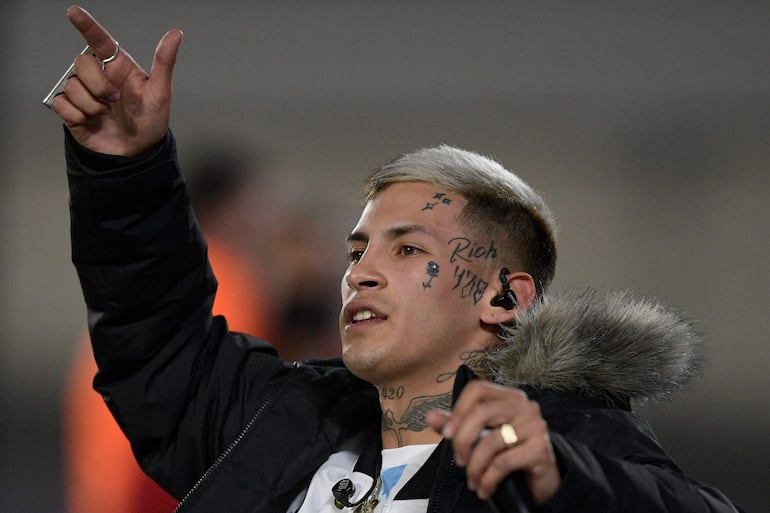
[66,5,118,61]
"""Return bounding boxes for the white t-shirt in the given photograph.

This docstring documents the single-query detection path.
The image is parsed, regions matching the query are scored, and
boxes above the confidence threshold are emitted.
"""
[288,435,438,513]
[375,443,436,512]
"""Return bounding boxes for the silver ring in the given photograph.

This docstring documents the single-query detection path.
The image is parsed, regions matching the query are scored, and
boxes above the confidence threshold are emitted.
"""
[100,41,120,70]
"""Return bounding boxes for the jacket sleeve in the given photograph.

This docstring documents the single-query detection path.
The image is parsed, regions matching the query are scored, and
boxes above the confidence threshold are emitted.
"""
[65,128,288,498]
[539,409,744,513]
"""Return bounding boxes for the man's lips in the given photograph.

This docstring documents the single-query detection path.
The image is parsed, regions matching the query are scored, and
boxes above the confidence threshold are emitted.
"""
[342,302,388,327]
[351,309,380,323]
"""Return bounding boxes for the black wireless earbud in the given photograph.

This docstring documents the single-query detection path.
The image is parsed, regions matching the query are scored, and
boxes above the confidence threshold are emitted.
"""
[490,267,517,310]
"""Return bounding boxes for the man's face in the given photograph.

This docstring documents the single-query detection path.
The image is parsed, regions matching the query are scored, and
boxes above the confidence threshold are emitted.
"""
[340,182,499,386]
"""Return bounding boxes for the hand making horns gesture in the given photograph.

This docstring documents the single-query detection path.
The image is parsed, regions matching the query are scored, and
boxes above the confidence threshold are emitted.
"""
[50,5,183,157]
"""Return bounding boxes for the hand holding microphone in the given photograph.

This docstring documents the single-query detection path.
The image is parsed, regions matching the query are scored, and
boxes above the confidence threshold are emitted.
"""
[426,380,561,511]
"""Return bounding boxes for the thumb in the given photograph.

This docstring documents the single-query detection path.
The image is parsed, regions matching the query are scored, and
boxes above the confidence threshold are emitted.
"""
[149,29,183,92]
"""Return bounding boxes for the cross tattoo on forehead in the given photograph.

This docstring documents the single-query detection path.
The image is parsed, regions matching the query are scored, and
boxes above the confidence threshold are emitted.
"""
[422,192,453,211]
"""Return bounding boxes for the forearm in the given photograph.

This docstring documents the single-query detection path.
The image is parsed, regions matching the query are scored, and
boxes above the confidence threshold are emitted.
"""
[67,127,212,374]
[66,127,217,493]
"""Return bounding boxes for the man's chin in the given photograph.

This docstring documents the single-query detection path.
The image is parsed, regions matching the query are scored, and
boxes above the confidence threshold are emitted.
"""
[341,349,381,384]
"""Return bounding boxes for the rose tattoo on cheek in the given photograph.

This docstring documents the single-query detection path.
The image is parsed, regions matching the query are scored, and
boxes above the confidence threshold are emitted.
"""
[423,261,440,289]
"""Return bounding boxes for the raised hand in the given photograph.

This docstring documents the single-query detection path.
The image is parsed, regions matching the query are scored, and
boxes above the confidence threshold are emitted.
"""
[50,5,183,157]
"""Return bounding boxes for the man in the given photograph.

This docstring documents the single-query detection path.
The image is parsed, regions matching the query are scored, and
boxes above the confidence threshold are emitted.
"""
[49,6,744,512]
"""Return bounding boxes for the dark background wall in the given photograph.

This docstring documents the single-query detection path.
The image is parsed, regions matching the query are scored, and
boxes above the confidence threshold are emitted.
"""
[1,1,767,511]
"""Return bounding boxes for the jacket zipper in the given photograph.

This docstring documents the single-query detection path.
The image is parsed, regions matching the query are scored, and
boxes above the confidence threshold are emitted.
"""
[430,457,455,513]
[172,390,277,513]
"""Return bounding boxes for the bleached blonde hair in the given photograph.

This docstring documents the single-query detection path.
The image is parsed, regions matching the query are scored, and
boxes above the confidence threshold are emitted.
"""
[362,145,558,295]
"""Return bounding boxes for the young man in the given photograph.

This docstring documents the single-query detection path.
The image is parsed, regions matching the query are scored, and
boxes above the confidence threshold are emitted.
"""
[49,6,744,513]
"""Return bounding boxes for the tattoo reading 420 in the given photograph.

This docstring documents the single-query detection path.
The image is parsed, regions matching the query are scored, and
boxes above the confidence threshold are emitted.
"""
[381,386,405,400]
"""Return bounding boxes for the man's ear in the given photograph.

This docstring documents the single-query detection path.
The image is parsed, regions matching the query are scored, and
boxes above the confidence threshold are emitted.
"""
[480,270,536,325]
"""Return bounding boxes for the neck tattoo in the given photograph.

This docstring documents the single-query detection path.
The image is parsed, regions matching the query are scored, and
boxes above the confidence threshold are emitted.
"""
[381,392,452,446]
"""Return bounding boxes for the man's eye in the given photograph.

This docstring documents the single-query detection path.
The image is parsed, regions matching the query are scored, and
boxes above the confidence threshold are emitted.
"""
[348,249,364,263]
[399,245,422,256]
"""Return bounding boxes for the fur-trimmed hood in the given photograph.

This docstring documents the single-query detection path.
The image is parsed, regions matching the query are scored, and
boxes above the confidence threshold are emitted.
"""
[489,288,703,403]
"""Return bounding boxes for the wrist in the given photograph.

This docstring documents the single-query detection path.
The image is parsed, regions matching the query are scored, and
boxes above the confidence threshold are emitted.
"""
[64,127,173,175]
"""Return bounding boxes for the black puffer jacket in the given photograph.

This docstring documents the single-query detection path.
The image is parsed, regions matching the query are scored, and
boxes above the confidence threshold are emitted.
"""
[65,129,744,513]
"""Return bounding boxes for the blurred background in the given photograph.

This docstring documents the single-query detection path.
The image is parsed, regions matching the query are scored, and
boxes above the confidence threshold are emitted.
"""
[1,1,768,511]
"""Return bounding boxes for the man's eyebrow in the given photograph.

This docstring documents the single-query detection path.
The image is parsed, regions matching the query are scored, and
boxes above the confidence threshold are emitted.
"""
[346,224,433,245]
[346,231,368,244]
[385,223,433,239]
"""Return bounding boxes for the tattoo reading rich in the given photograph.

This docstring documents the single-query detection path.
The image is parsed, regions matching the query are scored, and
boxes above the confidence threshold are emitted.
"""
[381,392,453,446]
[445,236,495,303]
[448,237,498,264]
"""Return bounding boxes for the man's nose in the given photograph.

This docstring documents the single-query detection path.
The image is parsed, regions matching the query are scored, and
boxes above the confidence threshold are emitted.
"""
[344,251,385,291]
